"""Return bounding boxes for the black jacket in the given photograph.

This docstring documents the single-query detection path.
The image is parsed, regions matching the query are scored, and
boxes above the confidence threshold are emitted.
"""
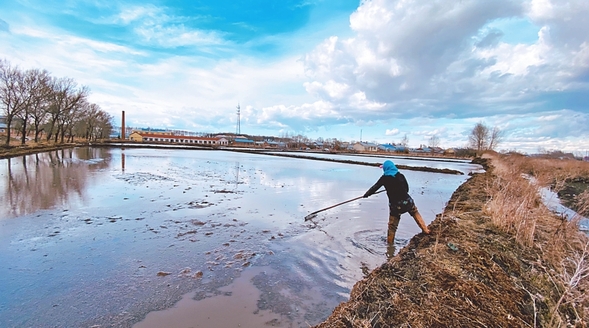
[364,172,410,204]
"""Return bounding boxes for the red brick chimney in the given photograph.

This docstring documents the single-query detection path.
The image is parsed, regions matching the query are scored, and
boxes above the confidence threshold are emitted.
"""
[121,111,125,140]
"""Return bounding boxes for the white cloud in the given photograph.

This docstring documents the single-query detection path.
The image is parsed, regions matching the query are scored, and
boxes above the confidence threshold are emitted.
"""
[304,80,350,100]
[303,0,589,120]
[112,4,226,48]
[116,5,164,25]
[385,128,399,136]
[476,30,549,77]
[134,24,225,48]
[528,0,554,20]
[537,114,559,121]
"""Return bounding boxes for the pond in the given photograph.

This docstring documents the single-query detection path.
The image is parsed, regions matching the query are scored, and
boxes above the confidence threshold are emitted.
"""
[0,147,481,327]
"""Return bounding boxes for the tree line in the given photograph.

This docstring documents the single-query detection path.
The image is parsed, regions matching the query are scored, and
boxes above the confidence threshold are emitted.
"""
[0,59,114,147]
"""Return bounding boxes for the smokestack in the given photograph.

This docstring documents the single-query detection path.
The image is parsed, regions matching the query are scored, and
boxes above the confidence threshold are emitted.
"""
[121,111,126,140]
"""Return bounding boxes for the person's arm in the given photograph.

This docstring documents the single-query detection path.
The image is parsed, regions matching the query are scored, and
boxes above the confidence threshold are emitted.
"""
[363,176,384,198]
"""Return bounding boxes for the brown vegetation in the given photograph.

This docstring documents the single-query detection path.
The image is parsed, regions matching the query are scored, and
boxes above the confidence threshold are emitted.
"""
[0,136,80,159]
[314,152,589,327]
[257,152,466,175]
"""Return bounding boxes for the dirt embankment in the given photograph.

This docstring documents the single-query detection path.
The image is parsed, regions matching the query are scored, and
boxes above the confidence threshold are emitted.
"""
[255,151,466,175]
[313,157,588,328]
[0,142,80,159]
[558,177,589,216]
[0,140,217,160]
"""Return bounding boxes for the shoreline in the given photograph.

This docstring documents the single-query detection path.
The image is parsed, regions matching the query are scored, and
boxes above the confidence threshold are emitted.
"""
[1,141,468,175]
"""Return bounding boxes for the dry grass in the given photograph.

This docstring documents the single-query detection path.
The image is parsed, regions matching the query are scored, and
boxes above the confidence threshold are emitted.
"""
[483,152,589,326]
[483,167,545,246]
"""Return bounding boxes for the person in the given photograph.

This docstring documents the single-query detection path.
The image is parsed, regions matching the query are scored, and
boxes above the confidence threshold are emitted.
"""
[363,160,430,244]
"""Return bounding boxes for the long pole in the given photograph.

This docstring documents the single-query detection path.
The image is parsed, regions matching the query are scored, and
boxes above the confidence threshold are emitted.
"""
[304,189,385,221]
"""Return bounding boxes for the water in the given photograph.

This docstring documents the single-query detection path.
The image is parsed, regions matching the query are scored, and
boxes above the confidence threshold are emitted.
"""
[0,147,480,327]
[539,184,589,231]
[265,151,484,175]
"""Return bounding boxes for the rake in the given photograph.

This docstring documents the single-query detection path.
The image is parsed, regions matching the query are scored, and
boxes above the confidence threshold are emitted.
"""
[304,189,385,221]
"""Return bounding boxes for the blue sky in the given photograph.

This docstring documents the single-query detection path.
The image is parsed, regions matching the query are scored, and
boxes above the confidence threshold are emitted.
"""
[1,0,588,154]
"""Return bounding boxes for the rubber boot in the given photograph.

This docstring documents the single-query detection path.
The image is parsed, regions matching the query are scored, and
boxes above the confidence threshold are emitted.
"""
[386,244,396,259]
[411,210,430,234]
[387,215,400,244]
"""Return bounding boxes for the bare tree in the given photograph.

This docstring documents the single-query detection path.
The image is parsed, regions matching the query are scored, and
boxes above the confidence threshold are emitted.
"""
[469,122,489,154]
[76,102,97,141]
[2,59,107,145]
[29,72,53,142]
[488,126,503,150]
[45,77,69,141]
[94,110,113,140]
[400,134,409,147]
[15,69,52,144]
[71,101,112,142]
[469,122,502,154]
[46,77,88,143]
[0,60,26,146]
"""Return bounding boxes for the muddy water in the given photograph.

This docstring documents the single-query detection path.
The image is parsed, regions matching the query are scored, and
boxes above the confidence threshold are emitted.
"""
[0,147,480,327]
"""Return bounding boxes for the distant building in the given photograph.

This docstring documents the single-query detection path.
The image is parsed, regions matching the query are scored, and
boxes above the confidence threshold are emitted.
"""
[128,130,228,146]
[254,140,286,148]
[233,138,255,146]
[353,142,379,152]
[378,144,407,152]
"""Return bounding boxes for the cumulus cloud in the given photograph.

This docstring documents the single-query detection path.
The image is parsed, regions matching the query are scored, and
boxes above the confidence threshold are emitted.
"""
[302,0,589,123]
[385,129,399,136]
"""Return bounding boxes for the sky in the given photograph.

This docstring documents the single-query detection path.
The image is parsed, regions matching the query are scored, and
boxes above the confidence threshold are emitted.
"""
[0,0,588,154]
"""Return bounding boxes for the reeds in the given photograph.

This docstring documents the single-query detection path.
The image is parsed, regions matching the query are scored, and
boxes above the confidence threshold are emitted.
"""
[483,153,550,246]
[483,152,589,325]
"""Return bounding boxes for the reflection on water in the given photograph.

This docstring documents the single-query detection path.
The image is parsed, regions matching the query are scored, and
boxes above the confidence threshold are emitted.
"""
[0,148,476,327]
[0,147,112,218]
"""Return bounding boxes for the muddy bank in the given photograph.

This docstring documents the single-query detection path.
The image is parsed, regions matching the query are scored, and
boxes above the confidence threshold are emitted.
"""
[313,158,587,327]
[557,177,589,216]
[0,143,80,159]
[239,151,466,175]
[0,140,215,160]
